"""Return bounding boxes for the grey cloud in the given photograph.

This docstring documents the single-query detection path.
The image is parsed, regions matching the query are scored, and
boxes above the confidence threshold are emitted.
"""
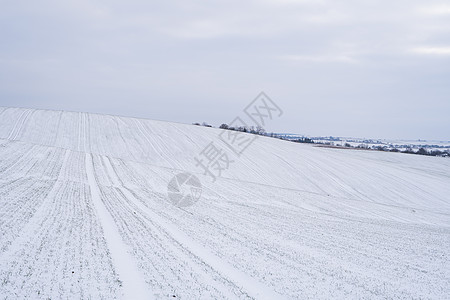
[0,0,449,140]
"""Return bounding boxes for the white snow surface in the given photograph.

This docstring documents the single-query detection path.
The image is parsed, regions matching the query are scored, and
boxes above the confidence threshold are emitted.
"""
[0,106,449,299]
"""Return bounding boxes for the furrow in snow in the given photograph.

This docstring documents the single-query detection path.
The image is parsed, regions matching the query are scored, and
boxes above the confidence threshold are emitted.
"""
[100,154,285,300]
[84,153,153,300]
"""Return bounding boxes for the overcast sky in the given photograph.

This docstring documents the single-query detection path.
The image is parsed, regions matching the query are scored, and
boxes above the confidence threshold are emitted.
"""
[1,0,449,140]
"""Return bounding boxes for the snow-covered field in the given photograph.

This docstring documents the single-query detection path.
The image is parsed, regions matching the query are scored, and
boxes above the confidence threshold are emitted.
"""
[0,106,449,299]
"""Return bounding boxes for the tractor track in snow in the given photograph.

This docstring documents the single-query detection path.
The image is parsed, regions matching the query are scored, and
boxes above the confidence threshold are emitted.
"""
[85,153,152,300]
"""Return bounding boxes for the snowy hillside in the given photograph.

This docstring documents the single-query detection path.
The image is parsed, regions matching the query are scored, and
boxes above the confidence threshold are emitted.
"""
[0,106,449,299]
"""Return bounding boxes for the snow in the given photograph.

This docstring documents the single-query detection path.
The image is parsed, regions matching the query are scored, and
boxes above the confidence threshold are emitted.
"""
[85,153,152,300]
[0,106,449,299]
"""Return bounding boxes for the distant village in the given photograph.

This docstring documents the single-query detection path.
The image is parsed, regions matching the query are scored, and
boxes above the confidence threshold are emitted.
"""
[194,122,450,158]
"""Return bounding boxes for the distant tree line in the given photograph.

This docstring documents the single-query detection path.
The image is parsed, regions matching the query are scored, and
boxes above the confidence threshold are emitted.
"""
[193,122,449,157]
[336,143,449,157]
[396,147,449,157]
[193,121,313,144]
